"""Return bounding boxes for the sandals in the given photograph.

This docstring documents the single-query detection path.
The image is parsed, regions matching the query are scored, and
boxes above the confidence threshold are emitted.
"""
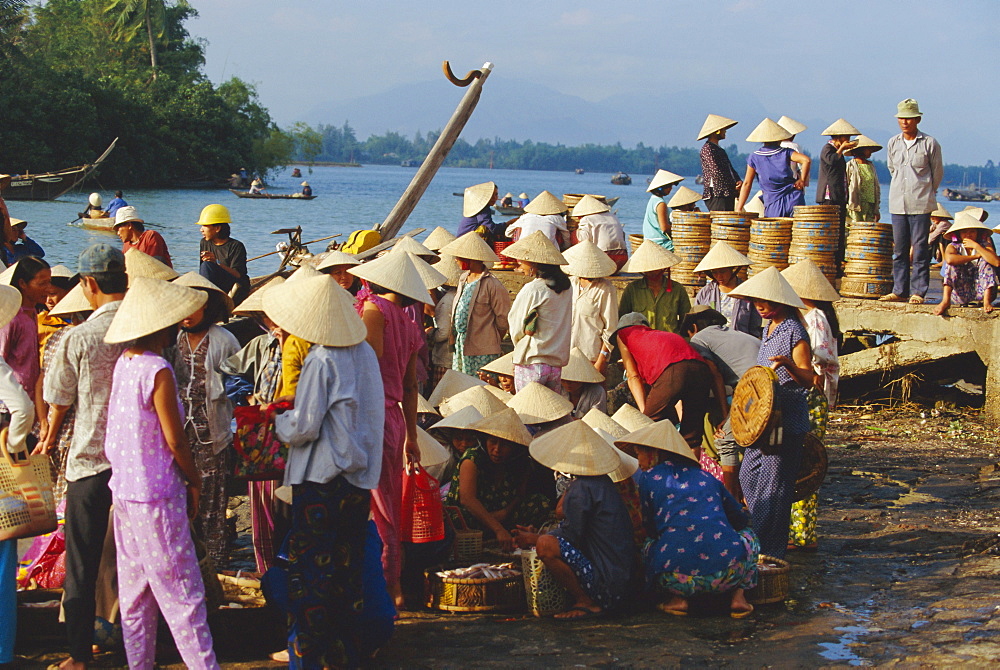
[908,295,925,305]
[730,604,755,619]
[656,602,688,617]
[879,293,905,302]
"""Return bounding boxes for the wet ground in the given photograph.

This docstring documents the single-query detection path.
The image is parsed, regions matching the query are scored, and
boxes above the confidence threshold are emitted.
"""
[15,401,1000,668]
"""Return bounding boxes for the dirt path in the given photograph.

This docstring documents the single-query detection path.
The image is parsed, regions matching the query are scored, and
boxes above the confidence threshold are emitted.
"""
[16,403,1000,668]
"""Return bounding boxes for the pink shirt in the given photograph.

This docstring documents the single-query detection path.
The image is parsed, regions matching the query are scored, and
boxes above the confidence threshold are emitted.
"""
[0,305,40,397]
[106,352,186,502]
[355,294,422,406]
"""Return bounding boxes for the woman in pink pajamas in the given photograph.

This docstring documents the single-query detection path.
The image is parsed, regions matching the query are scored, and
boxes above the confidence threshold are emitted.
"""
[349,252,429,607]
[103,276,218,670]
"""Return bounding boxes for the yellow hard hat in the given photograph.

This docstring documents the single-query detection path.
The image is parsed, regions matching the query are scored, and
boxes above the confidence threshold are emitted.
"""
[195,203,231,226]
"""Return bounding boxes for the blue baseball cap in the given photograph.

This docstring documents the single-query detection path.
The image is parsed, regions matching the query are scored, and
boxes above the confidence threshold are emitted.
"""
[77,243,125,275]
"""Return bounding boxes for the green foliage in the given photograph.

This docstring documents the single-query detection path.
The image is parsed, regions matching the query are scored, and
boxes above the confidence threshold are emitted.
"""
[289,122,322,165]
[0,0,289,187]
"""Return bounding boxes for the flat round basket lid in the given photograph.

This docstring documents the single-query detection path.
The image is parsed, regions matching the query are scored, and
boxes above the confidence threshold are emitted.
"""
[794,432,828,501]
[731,366,779,447]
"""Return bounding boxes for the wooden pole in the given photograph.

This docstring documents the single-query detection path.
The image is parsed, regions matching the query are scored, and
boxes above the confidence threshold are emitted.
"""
[378,61,493,241]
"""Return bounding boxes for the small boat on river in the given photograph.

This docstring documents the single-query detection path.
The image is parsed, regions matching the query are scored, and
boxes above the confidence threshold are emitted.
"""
[1,138,118,201]
[943,187,991,202]
[81,217,115,232]
[494,205,525,216]
[229,189,317,200]
[611,172,632,185]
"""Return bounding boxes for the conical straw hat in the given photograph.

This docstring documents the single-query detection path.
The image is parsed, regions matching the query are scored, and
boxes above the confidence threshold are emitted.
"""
[647,170,684,192]
[48,284,92,317]
[530,421,621,476]
[287,263,322,282]
[612,404,654,432]
[481,351,515,377]
[744,191,765,216]
[518,193,528,200]
[781,259,841,302]
[571,194,610,217]
[402,252,447,290]
[414,426,452,470]
[728,265,806,308]
[416,393,439,416]
[930,202,953,219]
[506,381,573,424]
[125,248,178,281]
[262,275,367,347]
[696,114,738,141]
[233,276,285,314]
[848,134,882,154]
[820,118,861,136]
[348,251,434,305]
[524,190,568,216]
[463,181,496,217]
[174,271,235,312]
[391,234,438,260]
[746,118,792,143]
[482,384,512,401]
[104,277,207,344]
[439,384,509,418]
[560,347,605,383]
[439,231,500,263]
[777,116,807,135]
[428,405,484,437]
[423,226,458,252]
[693,241,752,273]
[467,407,532,448]
[501,230,567,265]
[947,211,992,236]
[600,432,640,483]
[0,263,16,286]
[427,369,485,407]
[563,240,616,279]
[962,205,989,222]
[49,264,76,279]
[614,419,697,464]
[582,407,628,439]
[0,284,22,329]
[620,239,681,273]
[504,192,513,199]
[316,250,360,271]
[436,254,463,287]
[667,186,703,209]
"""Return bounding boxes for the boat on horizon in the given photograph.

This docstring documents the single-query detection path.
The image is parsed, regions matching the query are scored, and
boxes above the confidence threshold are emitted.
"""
[229,189,317,200]
[943,186,991,202]
[1,138,118,201]
[611,172,632,186]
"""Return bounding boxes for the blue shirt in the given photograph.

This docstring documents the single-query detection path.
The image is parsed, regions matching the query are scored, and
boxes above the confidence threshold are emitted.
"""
[642,195,673,251]
[3,236,45,265]
[759,317,810,434]
[106,197,128,216]
[634,460,750,582]
[458,208,501,238]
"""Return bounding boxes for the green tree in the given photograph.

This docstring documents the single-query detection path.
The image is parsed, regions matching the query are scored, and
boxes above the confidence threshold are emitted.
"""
[290,122,322,167]
[105,0,175,80]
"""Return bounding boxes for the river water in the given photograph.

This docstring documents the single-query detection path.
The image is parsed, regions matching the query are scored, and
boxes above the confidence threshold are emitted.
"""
[7,164,1000,277]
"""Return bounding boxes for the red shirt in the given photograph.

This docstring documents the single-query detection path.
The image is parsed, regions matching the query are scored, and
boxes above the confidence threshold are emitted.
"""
[123,230,172,267]
[618,325,703,384]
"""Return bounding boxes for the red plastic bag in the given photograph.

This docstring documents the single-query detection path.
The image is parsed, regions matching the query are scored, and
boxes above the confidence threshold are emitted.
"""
[18,527,66,589]
[401,464,445,543]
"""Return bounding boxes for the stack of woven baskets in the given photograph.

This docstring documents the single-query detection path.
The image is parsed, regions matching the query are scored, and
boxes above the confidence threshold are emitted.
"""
[748,217,793,277]
[709,211,752,255]
[789,205,841,281]
[670,211,713,288]
[840,220,894,297]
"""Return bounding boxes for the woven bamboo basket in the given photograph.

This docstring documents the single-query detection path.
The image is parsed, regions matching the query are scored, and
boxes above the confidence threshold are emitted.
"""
[521,548,573,616]
[840,276,893,298]
[425,565,525,612]
[447,506,484,561]
[745,555,791,605]
[629,233,644,254]
[731,366,780,448]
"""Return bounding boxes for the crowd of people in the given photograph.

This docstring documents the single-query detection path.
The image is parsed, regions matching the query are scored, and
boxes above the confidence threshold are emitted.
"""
[0,96,982,669]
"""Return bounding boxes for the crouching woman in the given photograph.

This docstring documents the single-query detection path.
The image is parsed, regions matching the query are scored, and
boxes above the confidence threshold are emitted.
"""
[620,420,758,619]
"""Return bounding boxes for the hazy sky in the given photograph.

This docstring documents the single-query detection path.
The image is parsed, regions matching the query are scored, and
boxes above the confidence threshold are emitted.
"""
[191,0,999,164]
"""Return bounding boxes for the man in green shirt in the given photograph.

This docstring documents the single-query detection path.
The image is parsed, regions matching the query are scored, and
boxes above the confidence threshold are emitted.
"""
[618,239,690,333]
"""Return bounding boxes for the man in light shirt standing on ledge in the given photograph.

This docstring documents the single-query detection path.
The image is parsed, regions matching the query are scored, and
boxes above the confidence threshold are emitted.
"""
[881,98,943,305]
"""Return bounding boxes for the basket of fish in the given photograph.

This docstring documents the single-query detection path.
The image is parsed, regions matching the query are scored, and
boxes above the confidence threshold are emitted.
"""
[425,562,525,612]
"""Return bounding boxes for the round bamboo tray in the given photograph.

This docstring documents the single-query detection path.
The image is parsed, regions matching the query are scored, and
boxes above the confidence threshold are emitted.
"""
[629,233,644,254]
[745,555,791,605]
[794,432,828,501]
[731,366,780,448]
[840,276,893,298]
[425,566,525,612]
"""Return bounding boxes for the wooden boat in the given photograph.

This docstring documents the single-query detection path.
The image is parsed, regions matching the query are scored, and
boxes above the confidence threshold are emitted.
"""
[494,205,525,216]
[81,217,116,232]
[943,187,991,202]
[400,160,421,168]
[610,172,632,186]
[1,138,118,201]
[575,168,584,174]
[229,189,317,200]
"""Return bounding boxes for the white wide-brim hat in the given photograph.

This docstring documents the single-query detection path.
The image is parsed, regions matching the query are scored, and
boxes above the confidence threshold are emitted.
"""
[571,194,611,217]
[728,265,806,309]
[777,116,807,135]
[104,277,207,344]
[348,251,434,305]
[529,421,622,476]
[614,419,697,465]
[463,181,496,217]
[174,271,235,313]
[506,381,573,424]
[316,250,360,272]
[524,190,568,216]
[125,248,179,282]
[667,186,703,209]
[746,118,792,143]
[647,169,684,192]
[781,259,841,302]
[501,230,567,265]
[560,347,605,384]
[620,239,681,273]
[427,369,486,407]
[423,226,458,252]
[696,114,738,141]
[263,274,367,347]
[693,241,752,273]
[563,240,616,278]
[821,118,861,136]
[439,231,500,263]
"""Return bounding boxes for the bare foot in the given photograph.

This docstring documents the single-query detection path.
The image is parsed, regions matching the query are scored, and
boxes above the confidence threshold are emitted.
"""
[55,659,88,670]
[269,649,290,663]
[730,589,754,618]
[553,603,602,619]
[657,595,688,616]
[985,302,995,315]
[934,300,949,316]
